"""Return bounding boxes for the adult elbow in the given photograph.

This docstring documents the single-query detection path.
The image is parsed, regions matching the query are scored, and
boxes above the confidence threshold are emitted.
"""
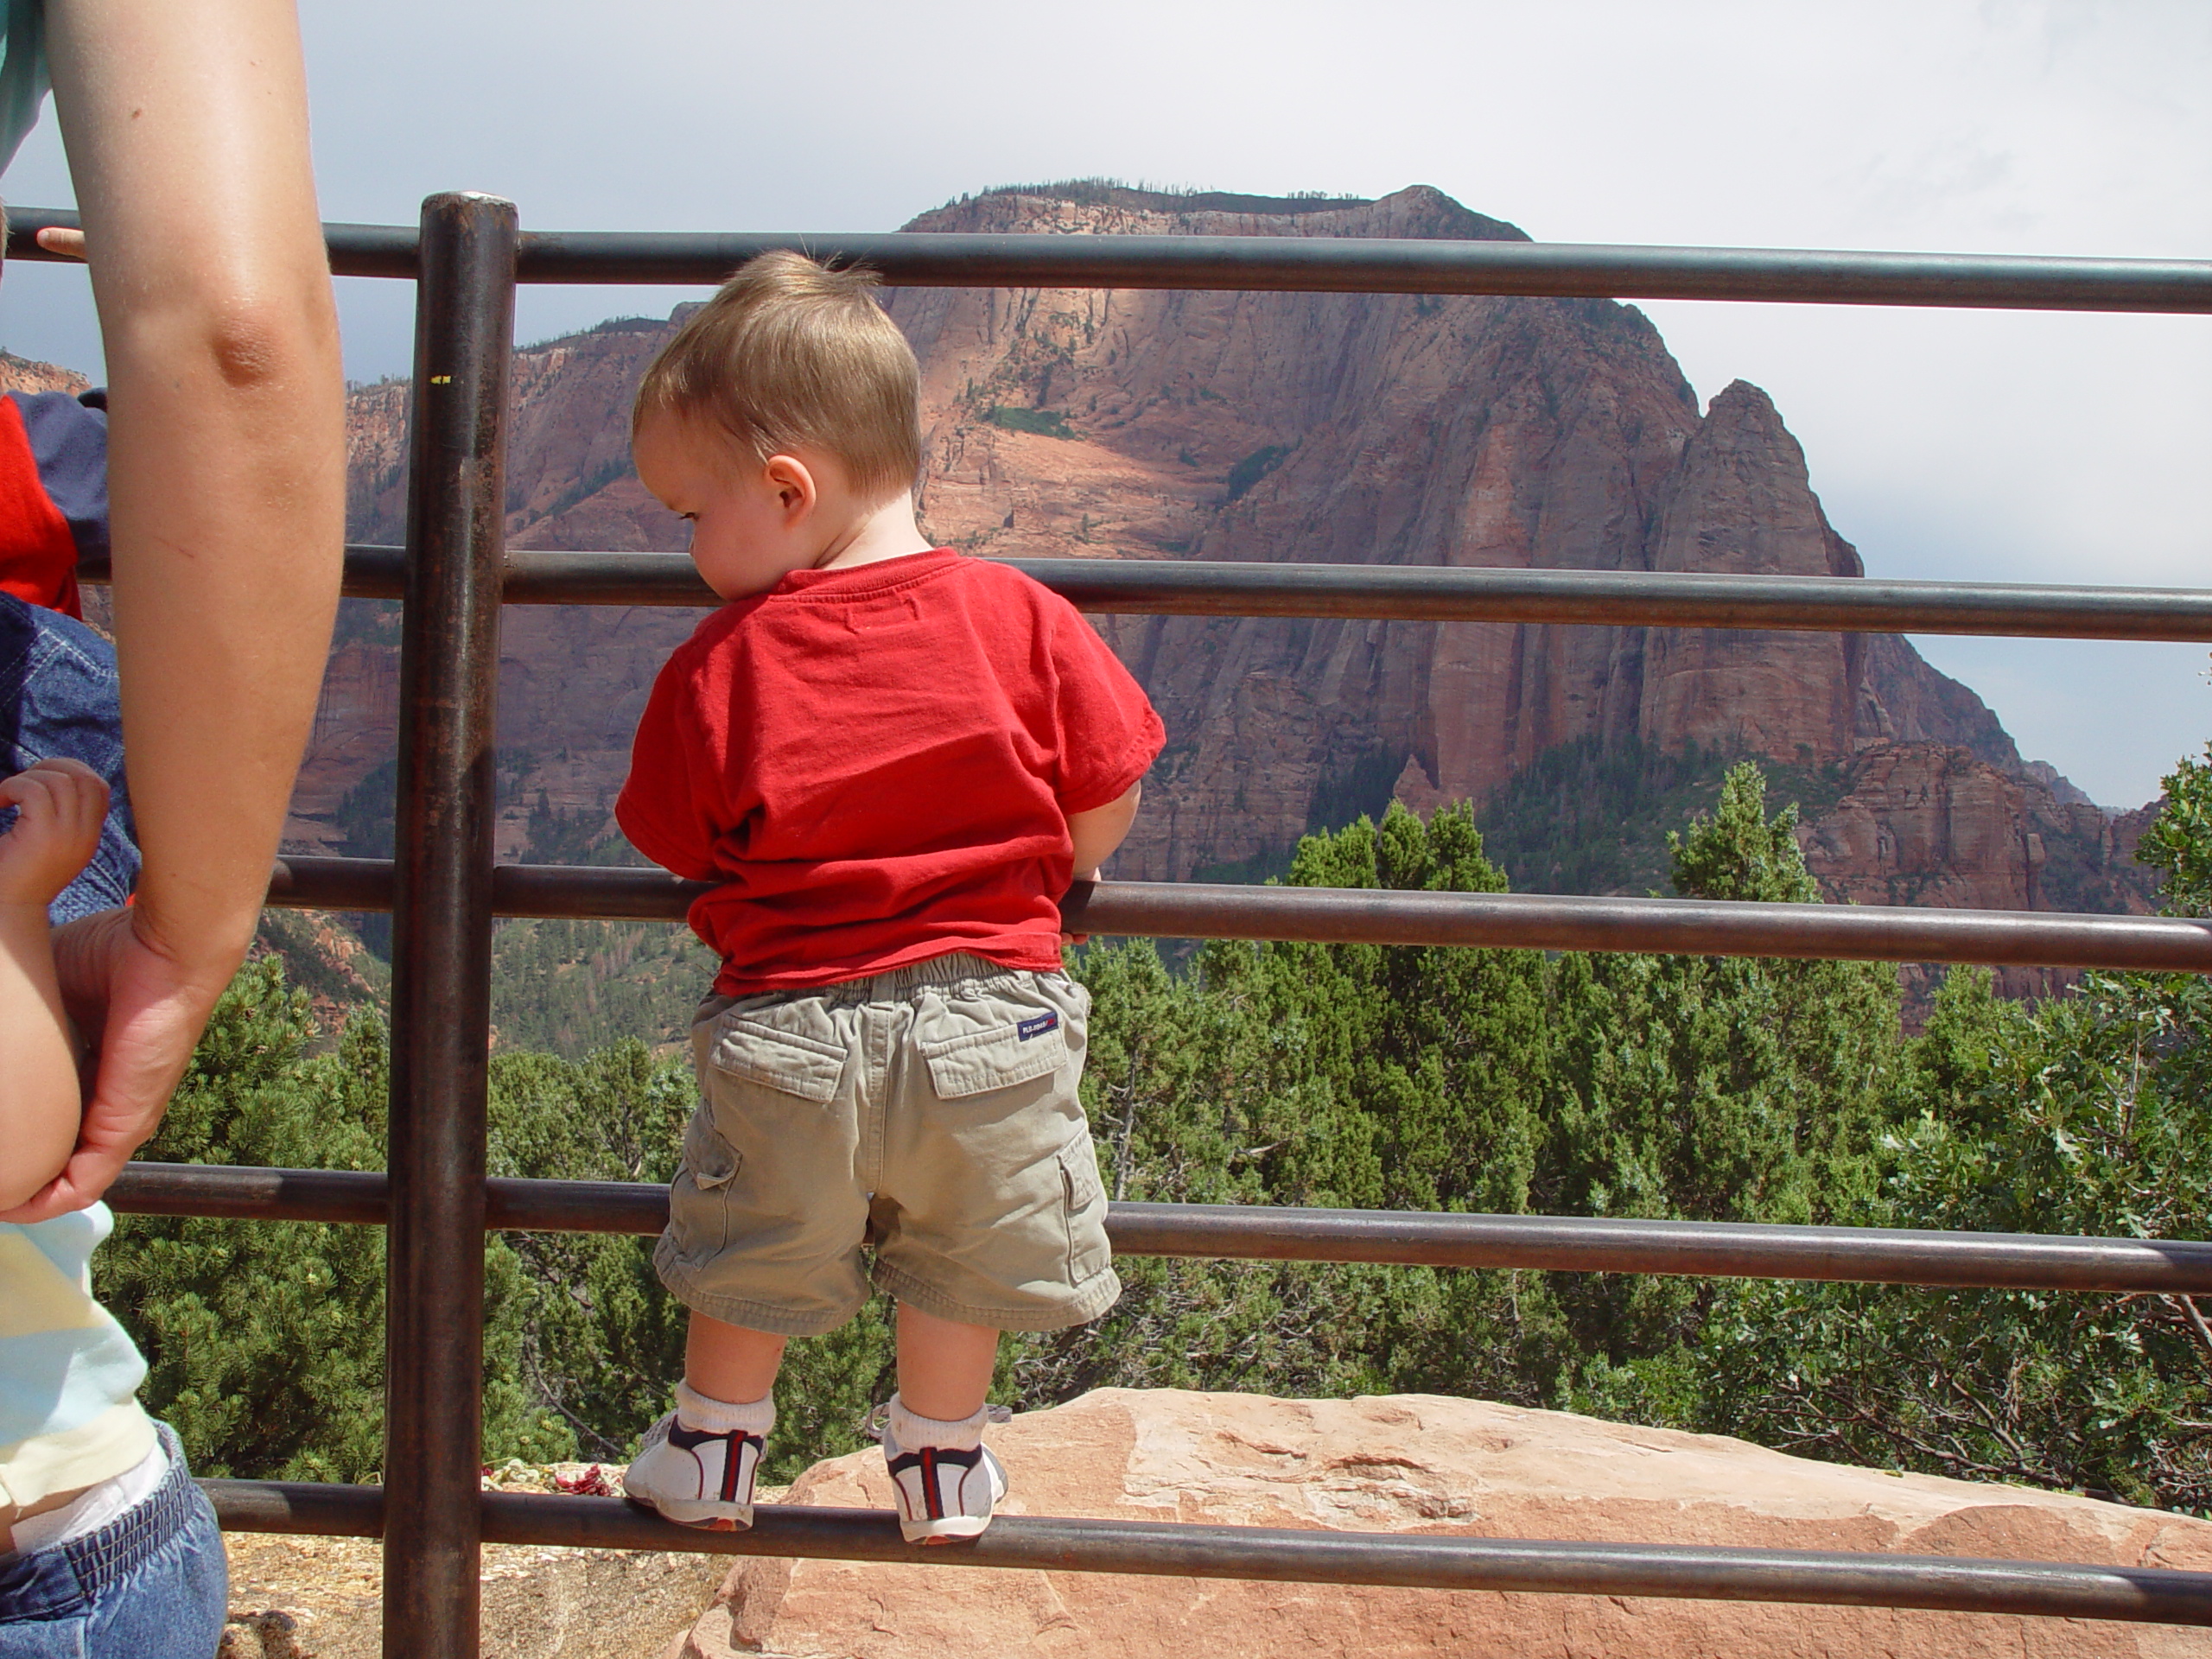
[199,292,338,394]
[203,308,294,391]
[110,279,340,401]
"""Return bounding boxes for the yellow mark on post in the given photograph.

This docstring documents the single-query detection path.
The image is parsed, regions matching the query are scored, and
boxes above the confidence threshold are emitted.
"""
[429,374,453,385]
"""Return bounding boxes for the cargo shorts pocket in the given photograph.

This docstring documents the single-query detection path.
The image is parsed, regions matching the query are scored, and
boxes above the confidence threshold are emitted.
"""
[668,1111,742,1265]
[1058,1135,1111,1284]
[709,1014,848,1102]
[920,1014,1068,1099]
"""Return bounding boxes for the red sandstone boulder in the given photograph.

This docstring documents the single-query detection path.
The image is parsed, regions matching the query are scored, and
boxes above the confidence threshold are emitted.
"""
[672,1389,2212,1659]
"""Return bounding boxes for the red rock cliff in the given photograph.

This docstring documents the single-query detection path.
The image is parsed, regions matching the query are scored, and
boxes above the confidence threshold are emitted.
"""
[309,183,2146,940]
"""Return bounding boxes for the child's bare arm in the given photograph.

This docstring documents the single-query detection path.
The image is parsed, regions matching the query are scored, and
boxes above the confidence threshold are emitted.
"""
[1067,780,1142,882]
[0,760,109,1211]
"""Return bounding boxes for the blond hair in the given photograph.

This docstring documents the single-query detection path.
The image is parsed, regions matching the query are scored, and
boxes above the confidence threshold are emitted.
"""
[632,251,921,505]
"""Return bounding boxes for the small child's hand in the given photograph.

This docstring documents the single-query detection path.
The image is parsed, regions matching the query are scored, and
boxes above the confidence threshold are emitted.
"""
[34,226,86,261]
[1059,866,1101,948]
[0,759,109,909]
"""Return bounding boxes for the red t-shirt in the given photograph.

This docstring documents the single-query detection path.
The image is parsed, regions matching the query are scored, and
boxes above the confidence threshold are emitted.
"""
[617,550,1164,995]
[0,396,84,618]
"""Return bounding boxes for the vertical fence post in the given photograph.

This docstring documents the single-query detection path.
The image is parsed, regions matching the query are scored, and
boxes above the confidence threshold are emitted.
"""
[383,191,518,1659]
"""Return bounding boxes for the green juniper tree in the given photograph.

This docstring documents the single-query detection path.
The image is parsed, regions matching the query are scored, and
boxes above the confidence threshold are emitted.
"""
[99,964,566,1479]
[1008,801,1573,1412]
[1552,763,1904,1420]
[1690,747,2212,1511]
[487,1041,691,1461]
[100,749,2212,1510]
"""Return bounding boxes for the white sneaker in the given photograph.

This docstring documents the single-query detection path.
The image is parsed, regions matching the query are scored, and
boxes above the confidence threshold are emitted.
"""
[870,1402,1011,1543]
[622,1411,762,1530]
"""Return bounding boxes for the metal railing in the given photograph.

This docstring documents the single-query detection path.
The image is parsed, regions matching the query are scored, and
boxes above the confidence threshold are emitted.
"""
[102,1160,2212,1294]
[31,192,2212,1653]
[84,539,2212,637]
[256,853,2212,971]
[20,206,2212,308]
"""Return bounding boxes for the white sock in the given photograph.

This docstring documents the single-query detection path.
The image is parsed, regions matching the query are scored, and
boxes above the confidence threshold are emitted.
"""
[887,1392,988,1452]
[676,1380,775,1438]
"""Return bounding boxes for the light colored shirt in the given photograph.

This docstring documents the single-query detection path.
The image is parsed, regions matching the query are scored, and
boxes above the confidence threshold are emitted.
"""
[0,1206,157,1510]
[0,0,46,177]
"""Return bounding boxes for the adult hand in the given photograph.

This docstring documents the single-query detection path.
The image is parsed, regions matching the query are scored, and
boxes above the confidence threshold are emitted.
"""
[0,905,226,1221]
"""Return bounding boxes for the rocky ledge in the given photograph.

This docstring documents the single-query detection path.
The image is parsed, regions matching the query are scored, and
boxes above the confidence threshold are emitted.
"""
[676,1389,2212,1657]
[220,1390,2212,1656]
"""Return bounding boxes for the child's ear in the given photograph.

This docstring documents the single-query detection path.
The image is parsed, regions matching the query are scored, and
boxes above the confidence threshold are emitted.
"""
[763,454,817,520]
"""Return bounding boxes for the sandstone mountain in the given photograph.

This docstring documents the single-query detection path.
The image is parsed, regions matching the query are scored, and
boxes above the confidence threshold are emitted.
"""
[310,183,2152,983]
[0,350,89,397]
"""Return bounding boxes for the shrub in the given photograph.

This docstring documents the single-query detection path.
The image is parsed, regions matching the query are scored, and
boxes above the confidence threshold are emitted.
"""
[985,406,1077,440]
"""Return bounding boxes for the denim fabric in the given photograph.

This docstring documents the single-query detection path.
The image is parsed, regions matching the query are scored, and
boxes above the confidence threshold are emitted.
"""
[0,1427,227,1658]
[0,593,137,925]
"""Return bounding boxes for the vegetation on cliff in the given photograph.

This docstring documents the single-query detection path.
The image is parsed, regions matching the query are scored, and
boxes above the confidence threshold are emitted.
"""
[99,750,2212,1509]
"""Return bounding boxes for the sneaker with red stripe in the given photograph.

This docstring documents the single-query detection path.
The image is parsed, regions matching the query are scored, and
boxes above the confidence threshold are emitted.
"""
[874,1408,1009,1543]
[622,1410,762,1530]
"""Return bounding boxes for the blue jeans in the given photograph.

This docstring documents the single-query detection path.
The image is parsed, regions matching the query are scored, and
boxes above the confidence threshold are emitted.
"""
[0,594,138,925]
[0,1427,227,1657]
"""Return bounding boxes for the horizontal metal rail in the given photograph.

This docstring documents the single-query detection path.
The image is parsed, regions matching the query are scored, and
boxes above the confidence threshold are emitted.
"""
[11,207,2211,312]
[201,1479,2212,1624]
[105,1162,2212,1294]
[114,546,2209,643]
[512,554,2212,641]
[36,184,2208,1637]
[264,855,2212,973]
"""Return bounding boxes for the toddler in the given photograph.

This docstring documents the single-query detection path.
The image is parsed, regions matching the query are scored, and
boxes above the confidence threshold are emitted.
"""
[0,756,108,1204]
[615,253,1162,1541]
[1,756,228,1659]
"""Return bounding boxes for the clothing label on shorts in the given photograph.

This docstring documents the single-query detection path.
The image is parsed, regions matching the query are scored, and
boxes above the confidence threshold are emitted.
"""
[1017,1011,1059,1041]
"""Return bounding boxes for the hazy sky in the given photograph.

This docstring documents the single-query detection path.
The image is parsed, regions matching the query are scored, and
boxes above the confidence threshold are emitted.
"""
[1,0,2203,806]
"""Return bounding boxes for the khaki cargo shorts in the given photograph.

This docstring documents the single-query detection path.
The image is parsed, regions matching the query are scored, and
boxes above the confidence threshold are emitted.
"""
[655,953,1119,1337]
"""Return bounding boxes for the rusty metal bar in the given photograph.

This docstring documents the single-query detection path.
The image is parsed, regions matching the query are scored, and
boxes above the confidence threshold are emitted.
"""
[498,231,2212,312]
[14,206,2212,311]
[105,1164,2212,1295]
[1106,1204,2212,1292]
[381,192,518,1659]
[199,1481,2212,1624]
[1061,880,2212,970]
[497,551,2212,642]
[111,1163,391,1225]
[80,548,2212,644]
[266,854,397,911]
[263,856,2212,975]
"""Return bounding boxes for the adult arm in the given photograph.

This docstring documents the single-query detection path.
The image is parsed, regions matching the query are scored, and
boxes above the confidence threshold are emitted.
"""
[2,0,344,1219]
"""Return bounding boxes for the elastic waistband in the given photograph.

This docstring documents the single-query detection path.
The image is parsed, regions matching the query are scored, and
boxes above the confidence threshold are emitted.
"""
[703,953,1050,1020]
[1,1426,196,1616]
[854,952,1042,998]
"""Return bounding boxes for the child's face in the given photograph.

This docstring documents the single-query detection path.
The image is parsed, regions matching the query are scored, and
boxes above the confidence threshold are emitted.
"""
[633,415,824,601]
